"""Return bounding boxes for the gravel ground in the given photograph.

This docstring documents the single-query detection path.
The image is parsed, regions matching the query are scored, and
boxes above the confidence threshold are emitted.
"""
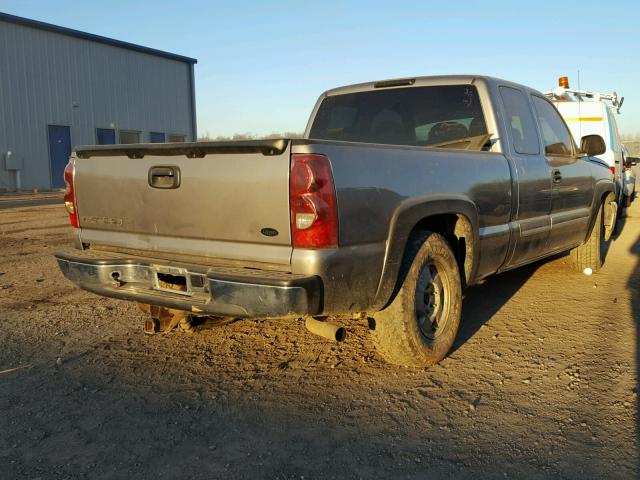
[0,192,63,210]
[0,199,639,479]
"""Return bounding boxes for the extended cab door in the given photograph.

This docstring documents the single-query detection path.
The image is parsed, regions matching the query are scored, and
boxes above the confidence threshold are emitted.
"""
[498,86,552,267]
[530,95,593,251]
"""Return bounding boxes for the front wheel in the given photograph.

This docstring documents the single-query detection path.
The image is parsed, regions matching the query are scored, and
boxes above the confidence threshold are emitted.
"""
[370,232,462,367]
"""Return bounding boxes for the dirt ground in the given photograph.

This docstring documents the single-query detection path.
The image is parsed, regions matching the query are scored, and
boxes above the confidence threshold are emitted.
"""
[1,194,639,479]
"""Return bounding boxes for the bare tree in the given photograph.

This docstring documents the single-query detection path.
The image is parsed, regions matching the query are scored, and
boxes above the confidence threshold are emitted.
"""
[621,132,640,141]
[198,132,303,142]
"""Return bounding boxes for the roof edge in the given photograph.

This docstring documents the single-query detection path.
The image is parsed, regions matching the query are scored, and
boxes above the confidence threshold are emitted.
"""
[0,11,197,64]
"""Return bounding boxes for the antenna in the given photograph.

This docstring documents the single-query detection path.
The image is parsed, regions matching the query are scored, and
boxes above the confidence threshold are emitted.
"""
[577,69,581,92]
[577,69,582,143]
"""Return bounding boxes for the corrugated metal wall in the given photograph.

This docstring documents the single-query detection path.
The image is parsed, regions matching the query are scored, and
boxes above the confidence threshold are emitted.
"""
[0,19,195,190]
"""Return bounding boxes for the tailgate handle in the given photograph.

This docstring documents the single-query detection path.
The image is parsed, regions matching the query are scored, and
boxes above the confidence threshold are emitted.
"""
[149,166,180,189]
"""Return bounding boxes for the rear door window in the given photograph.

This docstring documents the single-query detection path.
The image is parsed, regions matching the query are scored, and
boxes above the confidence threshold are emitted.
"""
[309,85,489,150]
[606,107,619,152]
[531,96,574,156]
[498,86,540,155]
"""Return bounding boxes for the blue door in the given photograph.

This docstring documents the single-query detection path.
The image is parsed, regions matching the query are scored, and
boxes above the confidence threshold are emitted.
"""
[96,128,116,145]
[150,132,165,143]
[48,125,71,189]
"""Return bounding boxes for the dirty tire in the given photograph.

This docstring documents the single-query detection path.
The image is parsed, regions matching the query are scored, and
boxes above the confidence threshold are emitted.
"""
[571,203,605,272]
[371,232,462,367]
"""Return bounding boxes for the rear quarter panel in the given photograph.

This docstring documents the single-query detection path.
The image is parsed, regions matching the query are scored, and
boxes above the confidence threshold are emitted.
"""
[291,140,512,312]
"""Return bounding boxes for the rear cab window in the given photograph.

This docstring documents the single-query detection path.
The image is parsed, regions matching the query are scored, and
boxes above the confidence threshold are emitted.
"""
[309,84,490,151]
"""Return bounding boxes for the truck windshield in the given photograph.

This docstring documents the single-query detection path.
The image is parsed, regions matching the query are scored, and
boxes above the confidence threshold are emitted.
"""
[309,84,489,150]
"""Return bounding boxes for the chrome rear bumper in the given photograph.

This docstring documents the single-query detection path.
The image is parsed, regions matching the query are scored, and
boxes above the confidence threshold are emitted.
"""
[624,179,635,197]
[54,249,322,318]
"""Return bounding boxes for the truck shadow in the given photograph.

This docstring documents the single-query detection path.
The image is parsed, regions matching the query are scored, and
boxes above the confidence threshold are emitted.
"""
[451,261,542,354]
[613,204,629,241]
[454,205,630,356]
[629,234,640,474]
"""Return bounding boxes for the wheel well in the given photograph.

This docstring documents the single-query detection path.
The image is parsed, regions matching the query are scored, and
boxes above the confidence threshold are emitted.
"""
[409,213,474,288]
[602,190,615,204]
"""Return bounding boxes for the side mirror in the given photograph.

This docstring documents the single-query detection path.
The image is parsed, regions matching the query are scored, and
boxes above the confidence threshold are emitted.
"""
[626,156,639,167]
[580,134,606,156]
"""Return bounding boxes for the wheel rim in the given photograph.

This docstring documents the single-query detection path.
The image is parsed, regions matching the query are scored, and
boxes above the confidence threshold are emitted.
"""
[415,259,449,340]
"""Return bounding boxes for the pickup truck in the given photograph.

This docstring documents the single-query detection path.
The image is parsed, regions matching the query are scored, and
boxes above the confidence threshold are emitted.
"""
[55,75,617,367]
[545,76,629,206]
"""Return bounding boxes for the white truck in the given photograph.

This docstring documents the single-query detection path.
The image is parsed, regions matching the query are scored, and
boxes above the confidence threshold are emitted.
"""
[545,76,632,206]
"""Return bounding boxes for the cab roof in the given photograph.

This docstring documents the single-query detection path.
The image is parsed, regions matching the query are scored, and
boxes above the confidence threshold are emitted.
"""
[323,75,544,98]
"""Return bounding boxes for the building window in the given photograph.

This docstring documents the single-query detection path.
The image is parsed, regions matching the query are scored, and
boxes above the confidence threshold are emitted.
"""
[119,130,141,144]
[167,134,186,143]
[150,132,165,143]
[96,128,116,145]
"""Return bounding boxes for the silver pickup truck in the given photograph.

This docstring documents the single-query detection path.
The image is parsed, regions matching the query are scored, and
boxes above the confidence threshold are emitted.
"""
[56,75,616,367]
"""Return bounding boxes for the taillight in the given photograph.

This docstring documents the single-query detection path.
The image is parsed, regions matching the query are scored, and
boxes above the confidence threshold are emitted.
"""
[290,153,338,248]
[63,158,79,228]
[610,166,616,176]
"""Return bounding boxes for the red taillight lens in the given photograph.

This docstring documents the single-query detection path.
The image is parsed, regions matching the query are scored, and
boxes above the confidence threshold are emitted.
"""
[63,158,79,228]
[610,166,616,176]
[290,154,338,248]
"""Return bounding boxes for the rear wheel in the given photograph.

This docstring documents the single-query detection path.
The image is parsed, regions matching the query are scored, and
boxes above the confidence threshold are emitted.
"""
[370,232,462,367]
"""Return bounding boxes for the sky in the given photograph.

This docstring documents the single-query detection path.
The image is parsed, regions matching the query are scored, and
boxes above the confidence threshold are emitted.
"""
[2,0,640,137]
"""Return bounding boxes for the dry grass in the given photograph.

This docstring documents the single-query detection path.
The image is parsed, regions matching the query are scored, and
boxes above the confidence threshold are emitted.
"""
[197,131,303,142]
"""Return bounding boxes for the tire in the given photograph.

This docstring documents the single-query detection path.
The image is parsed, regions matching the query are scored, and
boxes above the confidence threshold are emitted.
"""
[624,194,632,208]
[370,232,462,367]
[570,202,606,272]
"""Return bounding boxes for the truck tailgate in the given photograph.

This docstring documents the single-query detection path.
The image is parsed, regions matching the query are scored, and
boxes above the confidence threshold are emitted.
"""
[73,140,292,266]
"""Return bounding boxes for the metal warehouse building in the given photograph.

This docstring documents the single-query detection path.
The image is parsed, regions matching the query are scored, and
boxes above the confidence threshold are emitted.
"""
[0,12,197,191]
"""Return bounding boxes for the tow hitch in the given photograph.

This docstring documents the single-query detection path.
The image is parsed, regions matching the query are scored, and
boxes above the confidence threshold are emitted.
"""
[138,303,193,334]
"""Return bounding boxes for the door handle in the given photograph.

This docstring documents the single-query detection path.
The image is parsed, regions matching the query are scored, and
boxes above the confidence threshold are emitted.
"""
[552,169,562,184]
[148,166,180,189]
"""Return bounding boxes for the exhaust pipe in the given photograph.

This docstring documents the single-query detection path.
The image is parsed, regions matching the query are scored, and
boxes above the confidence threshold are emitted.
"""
[305,317,346,342]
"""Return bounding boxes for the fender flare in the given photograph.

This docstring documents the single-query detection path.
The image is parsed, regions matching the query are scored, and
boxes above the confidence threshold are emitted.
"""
[583,180,615,243]
[371,196,479,311]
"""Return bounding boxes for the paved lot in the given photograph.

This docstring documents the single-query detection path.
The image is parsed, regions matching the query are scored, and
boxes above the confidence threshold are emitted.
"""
[0,197,638,479]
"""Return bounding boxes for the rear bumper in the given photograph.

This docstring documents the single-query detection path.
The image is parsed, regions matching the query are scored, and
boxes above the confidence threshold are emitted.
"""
[54,249,322,318]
